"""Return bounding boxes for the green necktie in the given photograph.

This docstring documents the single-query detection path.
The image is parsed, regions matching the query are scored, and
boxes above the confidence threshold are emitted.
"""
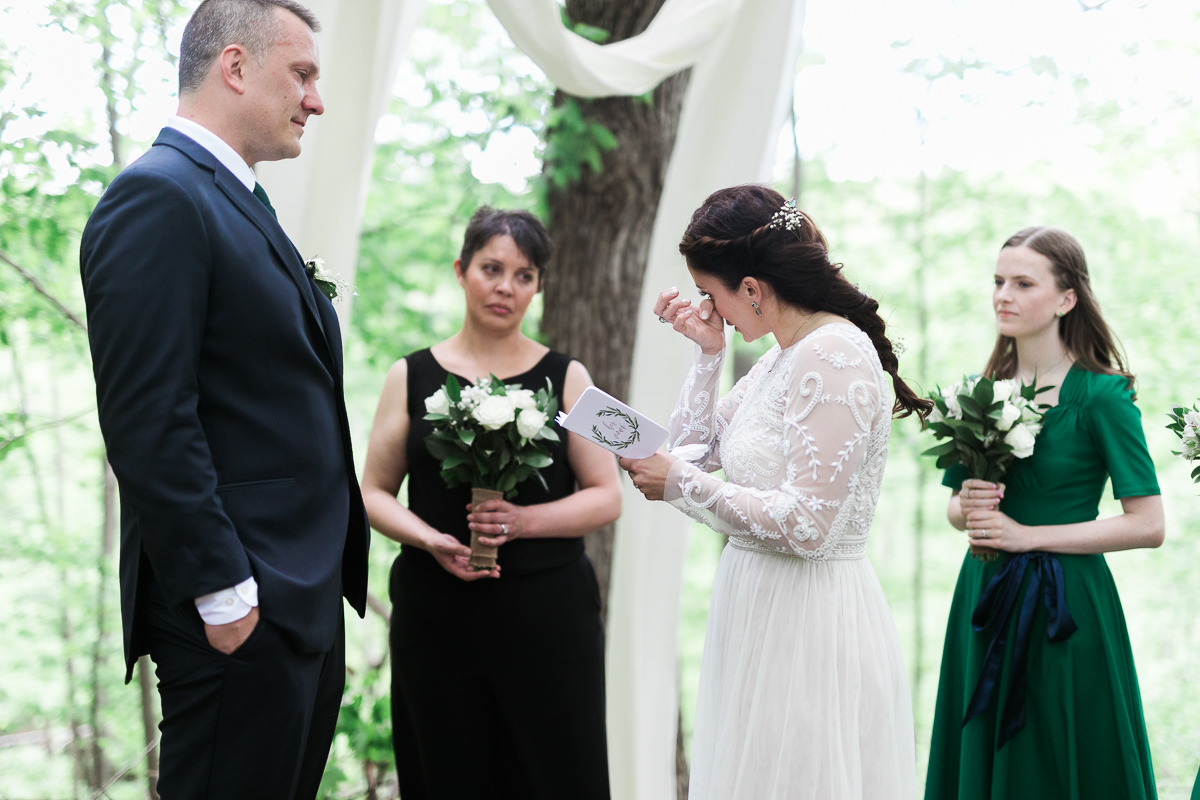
[252,182,277,219]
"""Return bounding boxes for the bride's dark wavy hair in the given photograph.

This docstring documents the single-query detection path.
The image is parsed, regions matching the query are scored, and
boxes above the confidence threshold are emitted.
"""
[678,184,932,419]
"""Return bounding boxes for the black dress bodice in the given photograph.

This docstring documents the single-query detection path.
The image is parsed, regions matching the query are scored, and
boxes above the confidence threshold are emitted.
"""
[403,347,581,574]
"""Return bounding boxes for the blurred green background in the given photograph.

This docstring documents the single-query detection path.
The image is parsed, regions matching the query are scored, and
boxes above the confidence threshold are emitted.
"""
[2,0,1199,797]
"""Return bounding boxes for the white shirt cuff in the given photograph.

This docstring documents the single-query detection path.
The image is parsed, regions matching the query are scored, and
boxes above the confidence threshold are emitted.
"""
[195,577,258,625]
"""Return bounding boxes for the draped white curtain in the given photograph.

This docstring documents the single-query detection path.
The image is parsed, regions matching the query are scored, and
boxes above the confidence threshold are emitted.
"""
[486,0,740,97]
[488,3,808,798]
[256,0,426,331]
[262,1,807,797]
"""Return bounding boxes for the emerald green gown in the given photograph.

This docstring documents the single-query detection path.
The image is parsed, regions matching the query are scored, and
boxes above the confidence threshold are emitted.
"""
[925,366,1160,800]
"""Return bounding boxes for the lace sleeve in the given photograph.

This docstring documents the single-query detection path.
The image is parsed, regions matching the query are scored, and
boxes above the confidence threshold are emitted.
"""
[666,344,758,473]
[663,328,886,559]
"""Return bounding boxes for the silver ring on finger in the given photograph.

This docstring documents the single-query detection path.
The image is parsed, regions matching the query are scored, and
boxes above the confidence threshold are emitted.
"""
[658,315,668,323]
[963,488,970,500]
[500,524,508,535]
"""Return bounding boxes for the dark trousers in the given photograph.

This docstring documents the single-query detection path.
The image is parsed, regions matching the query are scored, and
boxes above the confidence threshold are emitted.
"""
[142,585,345,800]
[389,552,610,800]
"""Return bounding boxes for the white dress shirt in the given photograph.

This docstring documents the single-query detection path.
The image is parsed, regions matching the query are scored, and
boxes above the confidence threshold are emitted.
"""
[166,116,257,193]
[165,115,260,626]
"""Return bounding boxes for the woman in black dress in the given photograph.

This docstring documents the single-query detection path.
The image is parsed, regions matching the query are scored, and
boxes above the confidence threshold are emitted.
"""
[360,207,622,800]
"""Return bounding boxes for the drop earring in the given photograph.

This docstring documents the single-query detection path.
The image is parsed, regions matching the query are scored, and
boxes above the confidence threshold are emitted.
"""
[751,302,761,316]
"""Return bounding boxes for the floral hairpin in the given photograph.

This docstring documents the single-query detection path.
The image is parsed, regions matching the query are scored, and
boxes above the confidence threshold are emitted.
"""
[769,197,807,238]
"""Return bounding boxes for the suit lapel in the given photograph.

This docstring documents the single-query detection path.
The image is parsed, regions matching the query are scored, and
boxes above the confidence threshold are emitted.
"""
[212,170,328,344]
[151,129,332,356]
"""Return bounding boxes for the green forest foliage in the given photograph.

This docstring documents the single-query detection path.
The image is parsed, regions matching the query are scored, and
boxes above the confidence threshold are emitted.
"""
[3,0,1200,797]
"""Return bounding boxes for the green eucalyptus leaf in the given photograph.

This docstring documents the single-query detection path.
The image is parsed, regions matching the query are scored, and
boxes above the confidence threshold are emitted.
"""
[523,452,553,468]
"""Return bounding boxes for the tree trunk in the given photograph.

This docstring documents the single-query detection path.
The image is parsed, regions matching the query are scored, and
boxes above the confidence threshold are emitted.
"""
[89,457,118,788]
[139,656,161,800]
[12,349,83,798]
[542,0,690,623]
[911,113,931,708]
[541,1,693,791]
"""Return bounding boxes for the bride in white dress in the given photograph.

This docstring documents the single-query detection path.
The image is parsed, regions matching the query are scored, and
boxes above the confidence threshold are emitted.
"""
[621,185,928,799]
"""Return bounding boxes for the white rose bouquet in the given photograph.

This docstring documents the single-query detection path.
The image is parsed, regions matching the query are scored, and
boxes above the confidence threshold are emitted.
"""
[424,374,560,568]
[923,375,1051,560]
[1165,404,1200,482]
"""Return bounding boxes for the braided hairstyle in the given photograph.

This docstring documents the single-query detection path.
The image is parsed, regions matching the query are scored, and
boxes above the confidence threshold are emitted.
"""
[678,184,931,419]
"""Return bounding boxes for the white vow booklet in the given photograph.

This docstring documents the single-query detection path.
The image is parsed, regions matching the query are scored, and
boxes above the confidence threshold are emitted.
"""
[556,386,668,459]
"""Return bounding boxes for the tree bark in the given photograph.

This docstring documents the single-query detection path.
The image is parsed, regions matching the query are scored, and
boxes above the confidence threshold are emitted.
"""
[911,113,931,707]
[12,348,83,798]
[138,656,161,800]
[541,1,692,791]
[542,0,690,624]
[88,458,118,788]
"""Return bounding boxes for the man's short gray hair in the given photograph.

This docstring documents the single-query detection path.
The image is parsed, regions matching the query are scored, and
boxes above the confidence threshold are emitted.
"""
[179,0,320,95]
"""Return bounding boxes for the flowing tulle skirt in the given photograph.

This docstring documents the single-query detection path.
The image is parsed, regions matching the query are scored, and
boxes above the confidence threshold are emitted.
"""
[688,543,915,800]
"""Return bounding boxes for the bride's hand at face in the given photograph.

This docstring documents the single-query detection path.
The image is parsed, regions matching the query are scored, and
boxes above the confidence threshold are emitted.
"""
[654,287,724,355]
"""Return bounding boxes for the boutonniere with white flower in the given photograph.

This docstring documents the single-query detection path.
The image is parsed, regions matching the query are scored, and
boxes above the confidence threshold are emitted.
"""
[922,375,1052,560]
[1166,404,1200,482]
[424,374,560,569]
[302,256,357,303]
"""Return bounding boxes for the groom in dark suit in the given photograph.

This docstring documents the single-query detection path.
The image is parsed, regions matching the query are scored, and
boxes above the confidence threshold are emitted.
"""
[79,0,367,797]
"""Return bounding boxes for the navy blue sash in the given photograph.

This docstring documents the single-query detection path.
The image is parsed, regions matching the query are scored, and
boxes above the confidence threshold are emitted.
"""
[963,552,1078,749]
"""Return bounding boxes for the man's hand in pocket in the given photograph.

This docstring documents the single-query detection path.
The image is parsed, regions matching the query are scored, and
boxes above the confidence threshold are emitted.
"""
[205,606,260,654]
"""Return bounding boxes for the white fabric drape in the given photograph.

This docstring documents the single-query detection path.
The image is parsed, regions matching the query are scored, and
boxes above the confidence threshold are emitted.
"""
[485,0,740,98]
[259,1,807,797]
[257,0,427,338]
[485,3,808,798]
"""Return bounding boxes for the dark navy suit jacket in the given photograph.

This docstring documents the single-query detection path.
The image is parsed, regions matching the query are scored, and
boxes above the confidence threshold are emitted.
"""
[80,128,368,680]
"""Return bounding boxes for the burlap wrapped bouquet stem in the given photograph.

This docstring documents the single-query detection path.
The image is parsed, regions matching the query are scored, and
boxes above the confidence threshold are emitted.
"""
[971,544,1001,561]
[469,487,505,569]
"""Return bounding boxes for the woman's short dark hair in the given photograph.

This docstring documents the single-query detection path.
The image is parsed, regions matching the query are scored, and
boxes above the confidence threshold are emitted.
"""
[458,207,553,279]
[678,184,932,419]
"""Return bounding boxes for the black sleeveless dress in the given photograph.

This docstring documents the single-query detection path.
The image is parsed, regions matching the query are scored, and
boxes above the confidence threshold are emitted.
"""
[389,348,609,800]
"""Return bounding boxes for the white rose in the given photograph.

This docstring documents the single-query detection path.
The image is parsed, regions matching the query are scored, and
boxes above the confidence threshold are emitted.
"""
[944,391,962,419]
[472,395,516,430]
[1004,423,1038,459]
[516,408,548,439]
[992,379,1016,404]
[928,405,945,424]
[507,389,538,410]
[424,388,450,415]
[459,385,487,409]
[1184,423,1200,444]
[995,402,1022,431]
[1020,402,1041,424]
[1185,410,1200,430]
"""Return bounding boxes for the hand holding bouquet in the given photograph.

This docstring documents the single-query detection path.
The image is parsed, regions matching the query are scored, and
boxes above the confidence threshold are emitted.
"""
[1165,404,1200,483]
[923,375,1051,560]
[424,374,560,569]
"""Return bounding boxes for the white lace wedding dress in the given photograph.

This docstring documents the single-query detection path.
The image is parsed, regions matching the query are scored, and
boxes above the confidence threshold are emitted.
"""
[665,322,915,800]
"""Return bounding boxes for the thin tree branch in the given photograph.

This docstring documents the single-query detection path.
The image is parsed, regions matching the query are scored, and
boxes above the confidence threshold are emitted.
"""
[87,734,160,800]
[366,592,391,625]
[0,409,94,456]
[0,249,88,332]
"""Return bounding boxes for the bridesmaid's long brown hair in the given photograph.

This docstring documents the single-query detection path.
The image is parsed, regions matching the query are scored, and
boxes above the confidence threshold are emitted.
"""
[983,226,1134,389]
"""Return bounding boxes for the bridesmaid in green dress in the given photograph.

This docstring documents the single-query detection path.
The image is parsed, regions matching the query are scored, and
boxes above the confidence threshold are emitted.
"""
[925,226,1165,800]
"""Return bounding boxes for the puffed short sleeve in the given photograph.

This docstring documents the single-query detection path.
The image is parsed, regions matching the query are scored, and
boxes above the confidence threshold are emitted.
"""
[1085,374,1159,499]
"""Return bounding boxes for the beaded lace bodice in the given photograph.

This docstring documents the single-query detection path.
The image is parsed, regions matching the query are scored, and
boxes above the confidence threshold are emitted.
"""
[663,323,892,561]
